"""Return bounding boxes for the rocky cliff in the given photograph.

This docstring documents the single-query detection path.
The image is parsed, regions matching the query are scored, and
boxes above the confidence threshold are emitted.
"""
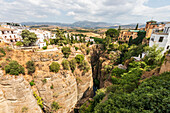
[0,70,42,113]
[160,54,170,74]
[0,46,93,113]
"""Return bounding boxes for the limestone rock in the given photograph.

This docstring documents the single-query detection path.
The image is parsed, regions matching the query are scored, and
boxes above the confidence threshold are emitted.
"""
[0,74,42,113]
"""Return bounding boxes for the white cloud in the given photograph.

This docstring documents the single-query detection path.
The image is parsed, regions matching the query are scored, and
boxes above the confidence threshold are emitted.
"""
[67,11,76,16]
[0,0,169,23]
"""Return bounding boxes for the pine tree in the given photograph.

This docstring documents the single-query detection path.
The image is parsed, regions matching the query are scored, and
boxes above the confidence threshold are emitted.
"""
[135,23,139,30]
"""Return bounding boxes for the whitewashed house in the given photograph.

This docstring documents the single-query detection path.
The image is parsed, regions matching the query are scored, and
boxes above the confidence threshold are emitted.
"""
[0,27,21,43]
[149,22,170,53]
[29,29,52,48]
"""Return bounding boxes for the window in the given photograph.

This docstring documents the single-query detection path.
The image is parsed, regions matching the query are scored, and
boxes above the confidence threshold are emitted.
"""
[167,46,169,49]
[159,37,164,42]
[151,38,154,41]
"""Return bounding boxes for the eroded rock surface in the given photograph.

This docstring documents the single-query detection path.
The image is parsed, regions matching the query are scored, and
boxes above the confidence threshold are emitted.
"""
[0,73,42,113]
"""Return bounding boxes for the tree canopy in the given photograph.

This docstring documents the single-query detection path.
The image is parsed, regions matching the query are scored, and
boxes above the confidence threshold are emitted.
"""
[105,29,119,40]
[21,30,37,46]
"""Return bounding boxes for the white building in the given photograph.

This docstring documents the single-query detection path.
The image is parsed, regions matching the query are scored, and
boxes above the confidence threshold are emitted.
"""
[149,22,170,53]
[0,27,21,43]
[29,29,51,48]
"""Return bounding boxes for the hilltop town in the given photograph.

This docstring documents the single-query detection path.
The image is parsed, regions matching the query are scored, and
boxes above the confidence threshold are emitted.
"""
[0,20,170,113]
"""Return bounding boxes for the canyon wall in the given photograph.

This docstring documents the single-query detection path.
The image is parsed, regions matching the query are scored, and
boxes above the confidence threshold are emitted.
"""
[0,70,42,113]
[0,47,93,113]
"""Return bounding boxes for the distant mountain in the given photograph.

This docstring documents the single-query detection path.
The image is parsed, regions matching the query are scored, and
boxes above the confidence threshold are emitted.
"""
[21,21,145,29]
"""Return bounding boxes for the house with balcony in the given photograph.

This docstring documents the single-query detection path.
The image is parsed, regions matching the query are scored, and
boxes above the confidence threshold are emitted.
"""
[149,22,170,53]
[0,27,21,44]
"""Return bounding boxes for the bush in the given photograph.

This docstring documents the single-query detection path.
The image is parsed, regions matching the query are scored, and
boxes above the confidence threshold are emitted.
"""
[62,47,71,58]
[5,60,25,75]
[78,60,90,73]
[51,101,60,111]
[50,85,54,89]
[42,79,47,84]
[69,59,77,73]
[16,41,23,46]
[86,48,90,55]
[42,46,47,50]
[22,107,28,113]
[111,67,126,77]
[75,54,84,64]
[61,60,70,70]
[104,65,113,74]
[33,92,43,109]
[26,61,35,75]
[49,62,60,73]
[29,80,35,86]
[0,48,6,57]
[75,46,79,51]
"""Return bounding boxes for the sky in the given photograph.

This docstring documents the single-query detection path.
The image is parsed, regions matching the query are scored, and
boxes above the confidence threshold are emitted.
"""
[0,0,170,24]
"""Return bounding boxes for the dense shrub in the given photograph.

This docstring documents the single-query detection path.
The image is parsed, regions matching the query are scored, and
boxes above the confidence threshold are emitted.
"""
[33,92,43,109]
[144,44,163,66]
[104,65,113,74]
[111,67,126,77]
[49,62,60,73]
[78,60,90,73]
[0,48,6,57]
[61,59,70,70]
[86,48,90,55]
[75,46,79,51]
[5,60,25,75]
[29,80,35,86]
[75,54,84,64]
[16,41,23,46]
[42,46,47,50]
[69,59,77,73]
[51,101,60,111]
[93,72,170,113]
[26,61,35,75]
[42,79,47,84]
[62,47,71,58]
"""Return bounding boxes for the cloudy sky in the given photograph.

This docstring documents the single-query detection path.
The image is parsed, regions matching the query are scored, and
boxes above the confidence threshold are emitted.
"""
[0,0,170,24]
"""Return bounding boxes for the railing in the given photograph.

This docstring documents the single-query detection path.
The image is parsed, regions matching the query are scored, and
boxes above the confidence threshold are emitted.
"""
[152,30,168,35]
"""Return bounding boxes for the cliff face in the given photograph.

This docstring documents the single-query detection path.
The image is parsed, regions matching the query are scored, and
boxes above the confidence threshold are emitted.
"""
[0,70,42,113]
[0,47,93,113]
[160,54,170,74]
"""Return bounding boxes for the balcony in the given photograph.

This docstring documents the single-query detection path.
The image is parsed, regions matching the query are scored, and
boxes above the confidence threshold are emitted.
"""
[152,30,168,35]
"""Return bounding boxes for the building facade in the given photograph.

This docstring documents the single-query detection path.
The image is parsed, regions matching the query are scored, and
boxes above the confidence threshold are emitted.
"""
[118,30,140,42]
[149,22,170,53]
[0,27,21,43]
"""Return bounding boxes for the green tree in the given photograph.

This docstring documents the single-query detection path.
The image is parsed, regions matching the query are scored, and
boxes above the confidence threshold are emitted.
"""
[104,36,111,49]
[105,29,119,40]
[5,60,25,75]
[21,30,37,46]
[26,61,35,75]
[49,62,60,73]
[130,31,146,45]
[144,44,164,66]
[135,23,139,30]
[75,54,84,64]
[16,41,23,46]
[61,59,70,70]
[69,59,77,72]
[55,28,67,46]
[51,101,60,111]
[0,48,6,57]
[111,67,126,77]
[62,47,71,58]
